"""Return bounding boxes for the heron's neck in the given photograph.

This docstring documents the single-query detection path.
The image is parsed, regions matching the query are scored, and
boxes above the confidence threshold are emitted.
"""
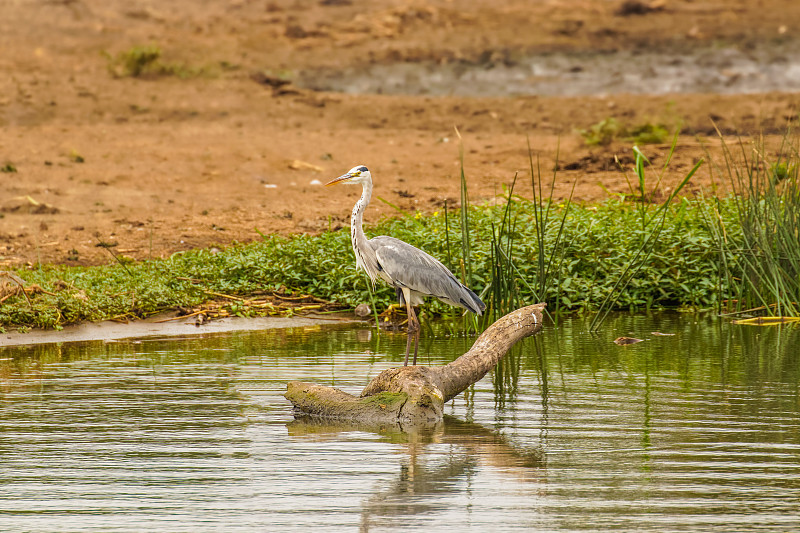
[351,179,371,240]
[351,179,376,280]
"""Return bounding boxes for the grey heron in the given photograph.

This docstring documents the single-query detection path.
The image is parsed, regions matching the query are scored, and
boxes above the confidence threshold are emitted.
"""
[326,165,486,366]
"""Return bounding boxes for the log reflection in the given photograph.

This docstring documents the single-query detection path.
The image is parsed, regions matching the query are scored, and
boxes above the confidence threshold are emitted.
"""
[287,414,545,528]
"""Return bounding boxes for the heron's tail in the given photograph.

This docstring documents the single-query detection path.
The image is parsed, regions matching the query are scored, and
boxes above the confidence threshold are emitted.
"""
[459,286,486,316]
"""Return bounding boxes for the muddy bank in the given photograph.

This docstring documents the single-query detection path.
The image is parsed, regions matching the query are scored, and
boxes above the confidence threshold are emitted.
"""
[297,44,800,97]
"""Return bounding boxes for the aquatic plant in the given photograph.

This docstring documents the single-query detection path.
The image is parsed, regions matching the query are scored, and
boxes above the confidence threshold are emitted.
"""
[704,130,800,317]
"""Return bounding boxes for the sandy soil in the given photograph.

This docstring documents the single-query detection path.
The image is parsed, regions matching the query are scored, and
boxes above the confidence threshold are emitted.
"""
[1,0,799,267]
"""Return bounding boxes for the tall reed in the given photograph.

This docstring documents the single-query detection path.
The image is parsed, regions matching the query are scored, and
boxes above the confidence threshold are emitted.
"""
[527,139,574,319]
[704,131,800,317]
[486,174,521,322]
[455,129,481,335]
[476,139,577,324]
[456,130,474,290]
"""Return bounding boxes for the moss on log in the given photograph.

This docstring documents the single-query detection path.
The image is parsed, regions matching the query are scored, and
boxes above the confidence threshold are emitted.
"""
[285,303,545,428]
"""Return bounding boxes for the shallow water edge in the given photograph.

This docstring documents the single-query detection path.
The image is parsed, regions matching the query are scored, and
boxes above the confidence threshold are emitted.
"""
[0,313,356,348]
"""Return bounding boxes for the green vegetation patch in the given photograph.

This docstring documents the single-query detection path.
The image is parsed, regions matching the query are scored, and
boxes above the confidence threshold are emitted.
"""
[0,197,740,331]
[105,44,219,79]
[580,117,671,146]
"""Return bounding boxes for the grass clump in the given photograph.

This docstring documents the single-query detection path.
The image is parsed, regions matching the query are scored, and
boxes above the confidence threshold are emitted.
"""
[105,45,217,79]
[107,45,164,77]
[579,118,623,146]
[629,122,670,144]
[580,117,670,146]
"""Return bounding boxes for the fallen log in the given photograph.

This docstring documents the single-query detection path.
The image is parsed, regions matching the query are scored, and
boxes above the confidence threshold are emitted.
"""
[285,303,545,428]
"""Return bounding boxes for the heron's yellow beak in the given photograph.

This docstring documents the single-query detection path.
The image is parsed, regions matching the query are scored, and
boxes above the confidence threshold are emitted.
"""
[325,172,356,186]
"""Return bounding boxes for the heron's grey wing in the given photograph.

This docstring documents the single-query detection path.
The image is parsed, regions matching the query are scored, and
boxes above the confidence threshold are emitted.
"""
[370,236,485,314]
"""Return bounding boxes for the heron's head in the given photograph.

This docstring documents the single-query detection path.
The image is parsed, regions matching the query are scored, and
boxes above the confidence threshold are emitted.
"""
[326,165,371,187]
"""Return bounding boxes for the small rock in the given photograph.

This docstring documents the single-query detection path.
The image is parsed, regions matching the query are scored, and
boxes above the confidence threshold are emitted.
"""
[615,0,664,16]
[354,303,371,317]
[288,159,324,172]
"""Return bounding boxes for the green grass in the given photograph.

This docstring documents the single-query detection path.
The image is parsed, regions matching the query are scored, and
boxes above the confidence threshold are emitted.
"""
[579,118,623,146]
[105,44,219,79]
[106,45,163,77]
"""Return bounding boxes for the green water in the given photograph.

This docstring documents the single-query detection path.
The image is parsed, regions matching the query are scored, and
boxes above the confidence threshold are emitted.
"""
[1,313,799,532]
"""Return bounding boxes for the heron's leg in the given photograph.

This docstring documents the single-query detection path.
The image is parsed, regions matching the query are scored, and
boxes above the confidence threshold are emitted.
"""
[404,331,413,367]
[407,304,421,366]
[401,288,420,366]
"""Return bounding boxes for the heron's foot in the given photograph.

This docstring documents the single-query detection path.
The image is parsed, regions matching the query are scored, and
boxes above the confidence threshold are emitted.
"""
[378,305,420,331]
